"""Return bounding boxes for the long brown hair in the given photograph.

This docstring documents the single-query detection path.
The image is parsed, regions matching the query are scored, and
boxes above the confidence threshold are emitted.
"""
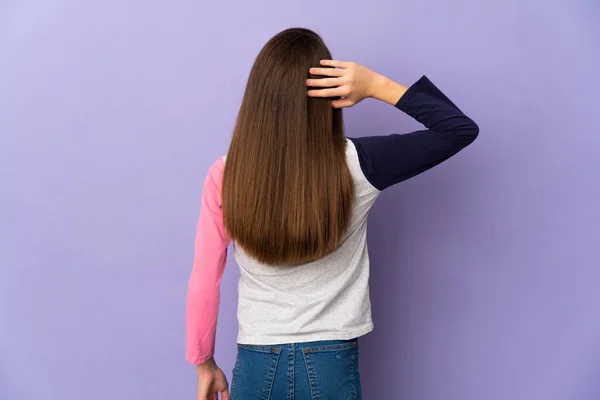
[222,27,354,266]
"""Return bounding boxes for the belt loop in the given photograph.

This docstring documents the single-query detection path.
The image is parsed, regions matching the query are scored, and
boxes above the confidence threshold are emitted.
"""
[287,343,295,400]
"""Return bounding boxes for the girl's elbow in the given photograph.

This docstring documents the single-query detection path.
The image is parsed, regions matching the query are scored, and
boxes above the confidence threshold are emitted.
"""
[464,119,479,144]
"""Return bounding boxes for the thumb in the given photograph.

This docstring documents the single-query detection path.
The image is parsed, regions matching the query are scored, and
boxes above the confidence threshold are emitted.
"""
[331,98,354,108]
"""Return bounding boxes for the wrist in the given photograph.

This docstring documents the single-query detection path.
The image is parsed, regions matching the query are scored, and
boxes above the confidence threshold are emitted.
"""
[196,356,217,372]
[370,73,408,106]
[368,73,387,99]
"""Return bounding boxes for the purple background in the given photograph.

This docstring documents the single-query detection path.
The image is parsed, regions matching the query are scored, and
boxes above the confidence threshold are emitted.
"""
[1,1,599,399]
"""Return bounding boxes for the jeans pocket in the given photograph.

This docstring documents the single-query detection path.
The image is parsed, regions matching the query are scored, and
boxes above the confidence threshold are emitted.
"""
[301,341,358,400]
[231,344,281,400]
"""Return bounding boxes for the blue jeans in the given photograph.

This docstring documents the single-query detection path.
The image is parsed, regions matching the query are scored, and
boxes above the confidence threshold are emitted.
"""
[230,338,362,400]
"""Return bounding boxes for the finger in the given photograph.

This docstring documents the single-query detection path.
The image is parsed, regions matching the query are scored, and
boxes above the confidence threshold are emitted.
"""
[306,77,343,87]
[197,388,210,400]
[199,390,215,400]
[221,388,230,400]
[331,98,354,108]
[320,59,350,68]
[307,87,346,98]
[211,393,218,400]
[309,67,344,77]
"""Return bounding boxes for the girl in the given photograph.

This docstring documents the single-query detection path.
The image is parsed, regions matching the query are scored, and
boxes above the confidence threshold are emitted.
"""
[186,27,479,400]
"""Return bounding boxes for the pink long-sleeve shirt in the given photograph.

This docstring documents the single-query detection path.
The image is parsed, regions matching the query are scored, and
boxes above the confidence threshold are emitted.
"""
[185,156,229,364]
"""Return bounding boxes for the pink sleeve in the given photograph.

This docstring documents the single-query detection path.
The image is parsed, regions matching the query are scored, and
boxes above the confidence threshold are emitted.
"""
[185,156,231,364]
